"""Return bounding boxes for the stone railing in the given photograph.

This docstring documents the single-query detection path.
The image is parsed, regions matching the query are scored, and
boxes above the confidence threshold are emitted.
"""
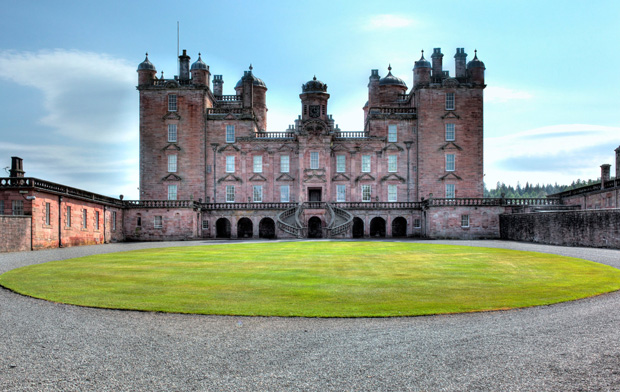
[326,203,354,237]
[125,200,196,208]
[303,201,325,209]
[201,202,292,210]
[368,107,416,114]
[426,198,561,207]
[206,108,249,115]
[254,132,296,139]
[334,201,422,210]
[215,95,242,102]
[334,131,369,139]
[276,205,305,238]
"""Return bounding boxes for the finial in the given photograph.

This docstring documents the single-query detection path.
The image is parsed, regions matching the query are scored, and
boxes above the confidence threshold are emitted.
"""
[388,64,392,72]
[420,50,425,59]
[145,52,149,57]
[249,63,253,71]
[313,75,317,81]
[474,49,478,59]
[161,70,164,79]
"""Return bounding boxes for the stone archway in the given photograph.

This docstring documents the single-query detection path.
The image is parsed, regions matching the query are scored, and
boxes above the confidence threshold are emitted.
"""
[308,216,323,239]
[370,217,386,237]
[352,217,364,238]
[216,218,231,239]
[259,217,276,239]
[392,216,407,238]
[237,218,253,239]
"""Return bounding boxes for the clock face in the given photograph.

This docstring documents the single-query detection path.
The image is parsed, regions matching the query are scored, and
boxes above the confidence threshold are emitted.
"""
[309,105,320,118]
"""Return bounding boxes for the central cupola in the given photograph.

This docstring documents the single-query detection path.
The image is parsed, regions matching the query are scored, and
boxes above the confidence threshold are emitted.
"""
[300,76,330,121]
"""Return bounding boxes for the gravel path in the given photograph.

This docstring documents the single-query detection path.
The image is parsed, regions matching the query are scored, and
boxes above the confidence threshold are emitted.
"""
[1,240,619,391]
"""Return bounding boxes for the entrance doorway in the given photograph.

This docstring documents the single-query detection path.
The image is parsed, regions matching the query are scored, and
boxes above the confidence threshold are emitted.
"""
[237,218,253,238]
[352,217,364,238]
[392,217,407,237]
[370,217,386,237]
[308,188,322,202]
[308,216,323,238]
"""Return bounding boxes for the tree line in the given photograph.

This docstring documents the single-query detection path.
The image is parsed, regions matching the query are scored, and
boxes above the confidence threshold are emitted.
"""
[483,178,600,198]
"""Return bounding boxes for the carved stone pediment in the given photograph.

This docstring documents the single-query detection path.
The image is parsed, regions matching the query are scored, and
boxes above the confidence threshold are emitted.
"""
[163,143,181,151]
[249,173,267,182]
[383,143,404,152]
[217,174,243,184]
[276,173,295,182]
[278,144,297,152]
[218,144,240,153]
[303,119,327,135]
[439,142,463,151]
[303,173,327,183]
[224,113,236,120]
[439,172,462,181]
[442,78,459,87]
[331,144,349,152]
[165,81,180,88]
[441,111,460,119]
[380,173,406,183]
[355,173,376,183]
[163,112,181,120]
[332,173,350,182]
[162,173,182,182]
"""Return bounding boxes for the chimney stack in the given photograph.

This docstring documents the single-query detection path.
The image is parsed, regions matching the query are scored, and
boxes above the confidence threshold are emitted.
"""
[213,75,224,96]
[179,49,190,81]
[9,157,24,178]
[615,146,620,180]
[601,164,611,189]
[431,48,443,79]
[454,48,467,78]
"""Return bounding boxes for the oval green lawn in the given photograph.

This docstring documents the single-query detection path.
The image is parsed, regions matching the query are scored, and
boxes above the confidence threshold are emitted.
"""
[1,242,619,317]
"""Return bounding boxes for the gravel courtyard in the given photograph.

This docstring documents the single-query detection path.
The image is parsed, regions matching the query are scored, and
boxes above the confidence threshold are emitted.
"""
[1,239,619,391]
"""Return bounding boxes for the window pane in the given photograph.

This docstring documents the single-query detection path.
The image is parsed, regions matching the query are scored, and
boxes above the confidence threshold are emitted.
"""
[95,211,99,230]
[310,152,319,169]
[280,155,289,173]
[388,125,397,142]
[336,155,345,172]
[226,156,235,173]
[445,123,455,141]
[168,155,177,172]
[168,185,177,200]
[168,94,177,111]
[461,215,469,227]
[253,185,262,202]
[446,184,455,198]
[82,209,87,228]
[12,200,23,216]
[168,124,177,142]
[446,93,455,110]
[280,185,289,202]
[337,185,346,202]
[362,185,371,202]
[362,155,371,172]
[253,156,262,173]
[388,155,397,172]
[45,203,50,225]
[388,185,397,202]
[446,154,455,171]
[226,125,235,143]
[154,216,163,229]
[226,186,235,202]
[66,206,71,227]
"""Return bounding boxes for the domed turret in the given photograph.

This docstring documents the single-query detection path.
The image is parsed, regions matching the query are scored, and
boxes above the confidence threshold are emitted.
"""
[137,53,157,86]
[301,76,327,93]
[467,50,485,85]
[235,65,267,90]
[379,65,407,88]
[190,53,208,71]
[299,75,330,122]
[190,53,210,86]
[413,51,431,88]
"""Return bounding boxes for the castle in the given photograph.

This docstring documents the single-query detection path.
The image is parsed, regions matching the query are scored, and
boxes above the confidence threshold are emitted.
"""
[2,47,619,252]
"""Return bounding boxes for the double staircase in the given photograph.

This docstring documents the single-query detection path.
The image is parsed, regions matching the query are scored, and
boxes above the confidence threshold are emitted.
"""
[276,202,353,238]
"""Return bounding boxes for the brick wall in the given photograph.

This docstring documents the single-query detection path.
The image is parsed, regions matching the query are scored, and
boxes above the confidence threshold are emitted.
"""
[426,206,503,239]
[124,208,199,241]
[0,216,31,252]
[500,209,620,248]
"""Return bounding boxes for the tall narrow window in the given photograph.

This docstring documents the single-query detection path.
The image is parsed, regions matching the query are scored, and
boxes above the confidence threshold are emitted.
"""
[226,156,235,173]
[446,92,455,110]
[446,154,455,171]
[361,185,371,202]
[461,215,470,228]
[280,185,290,202]
[388,185,397,202]
[154,216,163,229]
[12,200,23,216]
[336,155,346,172]
[280,155,289,173]
[168,124,177,142]
[362,155,371,172]
[253,155,262,173]
[446,184,455,199]
[45,202,51,225]
[253,185,263,203]
[168,185,177,200]
[112,211,116,231]
[66,206,71,227]
[0,200,4,215]
[168,94,177,111]
[226,185,235,202]
[388,125,397,142]
[168,155,177,172]
[95,211,100,230]
[445,123,455,141]
[388,155,397,172]
[336,185,346,202]
[82,209,87,229]
[226,125,235,143]
[310,152,319,169]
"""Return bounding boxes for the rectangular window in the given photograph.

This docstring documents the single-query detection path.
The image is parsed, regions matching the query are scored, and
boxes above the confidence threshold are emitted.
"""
[226,185,235,203]
[446,184,455,199]
[12,200,23,216]
[388,185,397,202]
[253,155,262,173]
[0,200,4,215]
[45,202,51,225]
[168,94,177,111]
[414,219,421,228]
[154,216,163,229]
[112,211,116,231]
[82,209,87,229]
[362,155,371,172]
[280,185,290,202]
[446,154,455,171]
[310,152,319,169]
[168,124,177,142]
[137,216,142,227]
[253,185,263,203]
[226,125,235,143]
[280,155,289,173]
[226,156,235,173]
[336,185,346,202]
[362,185,371,202]
[336,155,346,173]
[202,220,208,230]
[461,215,470,228]
[446,92,455,110]
[66,206,71,227]
[388,155,397,172]
[388,125,397,142]
[95,211,100,230]
[168,155,177,172]
[445,123,455,141]
[168,185,177,200]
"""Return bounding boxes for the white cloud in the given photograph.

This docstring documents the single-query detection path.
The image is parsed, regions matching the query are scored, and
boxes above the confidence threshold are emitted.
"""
[0,49,137,143]
[484,124,620,187]
[484,86,533,103]
[364,14,415,30]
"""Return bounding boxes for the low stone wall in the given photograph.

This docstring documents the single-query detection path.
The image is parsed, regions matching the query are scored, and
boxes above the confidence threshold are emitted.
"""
[0,216,31,252]
[426,206,504,239]
[500,209,620,248]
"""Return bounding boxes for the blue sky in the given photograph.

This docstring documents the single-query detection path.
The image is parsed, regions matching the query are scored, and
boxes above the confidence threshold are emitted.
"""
[1,0,618,199]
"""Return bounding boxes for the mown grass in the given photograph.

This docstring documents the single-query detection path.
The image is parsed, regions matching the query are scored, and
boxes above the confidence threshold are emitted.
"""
[1,242,619,317]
